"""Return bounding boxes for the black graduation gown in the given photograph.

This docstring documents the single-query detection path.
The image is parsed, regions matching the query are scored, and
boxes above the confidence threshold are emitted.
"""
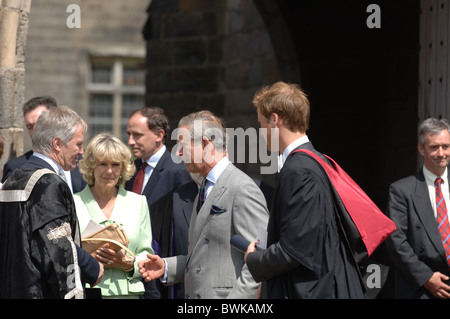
[247,143,366,299]
[0,168,84,299]
[149,181,197,299]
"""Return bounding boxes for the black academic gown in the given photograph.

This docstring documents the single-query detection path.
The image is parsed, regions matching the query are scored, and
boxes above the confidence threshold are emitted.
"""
[149,181,197,299]
[247,143,365,299]
[0,156,99,299]
[0,168,83,298]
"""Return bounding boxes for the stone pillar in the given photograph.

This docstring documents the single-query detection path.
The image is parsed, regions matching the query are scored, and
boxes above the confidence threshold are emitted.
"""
[0,0,32,177]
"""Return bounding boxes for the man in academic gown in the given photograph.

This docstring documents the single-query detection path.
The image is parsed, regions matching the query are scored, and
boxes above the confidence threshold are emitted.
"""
[0,107,102,299]
[245,82,365,298]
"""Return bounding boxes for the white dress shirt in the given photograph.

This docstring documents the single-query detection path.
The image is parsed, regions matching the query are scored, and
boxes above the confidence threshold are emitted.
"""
[141,145,166,192]
[423,165,450,222]
[278,135,310,172]
[203,156,230,200]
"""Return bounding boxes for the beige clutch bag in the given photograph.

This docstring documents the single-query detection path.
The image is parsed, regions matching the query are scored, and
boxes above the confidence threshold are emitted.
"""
[81,223,135,262]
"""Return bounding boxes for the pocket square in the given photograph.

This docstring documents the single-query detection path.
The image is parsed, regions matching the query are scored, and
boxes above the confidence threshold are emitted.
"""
[210,205,227,214]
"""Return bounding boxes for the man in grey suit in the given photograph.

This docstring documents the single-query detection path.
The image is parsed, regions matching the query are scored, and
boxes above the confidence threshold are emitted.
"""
[138,111,269,299]
[385,118,450,299]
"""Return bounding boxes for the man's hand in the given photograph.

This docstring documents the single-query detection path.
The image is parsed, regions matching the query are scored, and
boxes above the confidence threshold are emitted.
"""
[424,271,450,299]
[138,253,165,282]
[91,262,104,287]
[244,240,258,264]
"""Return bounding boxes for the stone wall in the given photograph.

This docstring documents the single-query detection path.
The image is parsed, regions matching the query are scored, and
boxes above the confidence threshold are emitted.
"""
[0,0,32,177]
[22,0,149,150]
[144,0,280,183]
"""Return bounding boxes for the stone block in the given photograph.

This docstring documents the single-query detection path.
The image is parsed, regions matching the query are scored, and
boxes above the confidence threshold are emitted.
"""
[174,66,220,93]
[0,68,16,128]
[149,0,179,14]
[0,127,23,175]
[174,39,207,65]
[165,11,217,38]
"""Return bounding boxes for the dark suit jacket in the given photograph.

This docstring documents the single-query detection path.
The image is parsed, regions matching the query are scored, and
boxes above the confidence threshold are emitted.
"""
[149,181,198,299]
[125,149,191,207]
[2,150,86,193]
[385,169,450,298]
[22,155,99,286]
[125,148,191,299]
[247,142,365,299]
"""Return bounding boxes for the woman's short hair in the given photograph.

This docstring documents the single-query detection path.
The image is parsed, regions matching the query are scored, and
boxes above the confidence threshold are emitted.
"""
[252,81,310,133]
[32,106,87,156]
[78,132,136,187]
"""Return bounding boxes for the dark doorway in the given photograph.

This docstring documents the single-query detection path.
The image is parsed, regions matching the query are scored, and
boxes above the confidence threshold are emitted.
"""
[255,0,420,209]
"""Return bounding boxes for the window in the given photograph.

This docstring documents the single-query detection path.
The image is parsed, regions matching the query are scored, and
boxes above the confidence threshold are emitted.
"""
[87,57,145,142]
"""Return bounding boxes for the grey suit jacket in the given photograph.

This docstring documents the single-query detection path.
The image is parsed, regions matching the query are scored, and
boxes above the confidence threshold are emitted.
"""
[385,169,450,298]
[165,162,269,299]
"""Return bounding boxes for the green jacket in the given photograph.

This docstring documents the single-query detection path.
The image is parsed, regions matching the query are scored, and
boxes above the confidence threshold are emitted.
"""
[74,186,153,297]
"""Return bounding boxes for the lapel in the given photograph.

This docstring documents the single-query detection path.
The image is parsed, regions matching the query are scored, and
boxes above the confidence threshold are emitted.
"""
[70,166,85,194]
[180,198,192,227]
[142,150,170,198]
[187,163,233,260]
[411,169,447,263]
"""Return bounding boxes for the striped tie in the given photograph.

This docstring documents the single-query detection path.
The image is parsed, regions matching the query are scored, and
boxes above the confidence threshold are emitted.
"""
[435,177,450,266]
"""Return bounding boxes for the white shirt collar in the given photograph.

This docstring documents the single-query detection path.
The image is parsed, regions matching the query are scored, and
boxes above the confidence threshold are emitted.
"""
[145,145,166,168]
[33,152,64,174]
[206,156,230,184]
[423,165,448,186]
[279,135,310,169]
[203,156,230,199]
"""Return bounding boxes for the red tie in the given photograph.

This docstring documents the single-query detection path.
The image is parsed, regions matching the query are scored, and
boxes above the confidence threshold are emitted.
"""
[132,162,148,194]
[435,177,450,266]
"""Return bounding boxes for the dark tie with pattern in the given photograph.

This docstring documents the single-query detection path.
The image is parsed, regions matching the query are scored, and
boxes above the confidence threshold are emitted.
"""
[435,177,450,267]
[197,178,207,213]
[132,162,148,194]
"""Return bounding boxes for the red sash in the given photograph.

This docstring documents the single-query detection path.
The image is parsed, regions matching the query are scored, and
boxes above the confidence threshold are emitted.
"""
[291,149,396,257]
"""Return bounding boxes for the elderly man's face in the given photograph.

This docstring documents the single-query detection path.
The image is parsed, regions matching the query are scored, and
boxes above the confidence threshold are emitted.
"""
[418,129,450,176]
[58,124,85,171]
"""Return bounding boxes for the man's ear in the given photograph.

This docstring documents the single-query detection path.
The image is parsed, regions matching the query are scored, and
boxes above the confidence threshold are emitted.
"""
[155,129,165,142]
[201,136,211,149]
[52,137,62,152]
[270,113,280,126]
